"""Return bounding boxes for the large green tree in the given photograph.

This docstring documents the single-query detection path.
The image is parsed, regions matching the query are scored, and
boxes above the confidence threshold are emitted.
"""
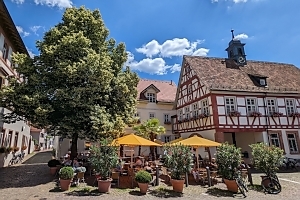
[133,118,165,158]
[0,7,138,159]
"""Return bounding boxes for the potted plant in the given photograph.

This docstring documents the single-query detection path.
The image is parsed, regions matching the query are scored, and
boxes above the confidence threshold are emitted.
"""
[250,142,284,182]
[48,159,61,175]
[163,144,193,193]
[89,138,119,193]
[5,147,13,154]
[59,166,74,191]
[216,142,242,193]
[21,145,27,151]
[135,170,152,194]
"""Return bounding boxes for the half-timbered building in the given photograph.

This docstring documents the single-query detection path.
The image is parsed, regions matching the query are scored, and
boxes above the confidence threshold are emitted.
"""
[0,0,34,167]
[173,32,300,162]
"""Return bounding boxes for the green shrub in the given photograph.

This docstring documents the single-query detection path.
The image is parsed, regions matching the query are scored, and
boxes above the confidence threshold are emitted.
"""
[135,170,152,183]
[250,142,284,176]
[163,144,193,180]
[59,167,74,180]
[216,142,242,180]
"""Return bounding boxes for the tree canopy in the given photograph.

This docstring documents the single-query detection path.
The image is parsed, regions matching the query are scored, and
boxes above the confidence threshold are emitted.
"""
[0,6,139,157]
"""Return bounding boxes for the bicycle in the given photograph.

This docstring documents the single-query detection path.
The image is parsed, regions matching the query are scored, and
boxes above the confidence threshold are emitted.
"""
[261,172,281,194]
[234,169,248,197]
[8,151,25,166]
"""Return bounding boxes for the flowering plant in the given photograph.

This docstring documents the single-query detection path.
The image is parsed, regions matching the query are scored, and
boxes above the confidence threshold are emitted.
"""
[249,111,262,117]
[198,113,209,119]
[183,118,189,122]
[228,111,241,117]
[178,120,182,123]
[289,112,300,117]
[270,112,283,117]
[163,144,193,180]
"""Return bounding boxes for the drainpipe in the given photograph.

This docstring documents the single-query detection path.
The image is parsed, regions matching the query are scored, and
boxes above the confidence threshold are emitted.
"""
[263,92,269,144]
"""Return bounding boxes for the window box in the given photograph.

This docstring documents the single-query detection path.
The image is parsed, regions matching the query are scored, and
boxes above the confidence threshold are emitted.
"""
[198,113,209,119]
[289,112,300,118]
[249,111,262,117]
[270,112,283,117]
[183,118,189,122]
[164,121,172,125]
[228,111,241,117]
[191,116,198,120]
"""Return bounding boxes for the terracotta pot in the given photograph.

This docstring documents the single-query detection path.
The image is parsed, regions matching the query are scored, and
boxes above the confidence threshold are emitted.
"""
[138,182,149,194]
[60,179,71,191]
[50,167,58,175]
[224,179,238,193]
[98,178,112,193]
[170,179,185,193]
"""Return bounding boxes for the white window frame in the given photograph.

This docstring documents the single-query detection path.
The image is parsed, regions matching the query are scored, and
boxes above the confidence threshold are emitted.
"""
[164,114,170,123]
[6,132,12,147]
[174,135,180,140]
[149,112,155,119]
[164,136,171,143]
[266,98,277,114]
[224,97,236,115]
[201,99,209,115]
[134,112,140,117]
[269,133,281,148]
[260,79,266,86]
[146,93,156,103]
[187,84,192,94]
[2,43,7,59]
[246,97,257,113]
[287,133,299,154]
[285,99,295,116]
[185,106,190,120]
[193,103,199,117]
[178,109,183,121]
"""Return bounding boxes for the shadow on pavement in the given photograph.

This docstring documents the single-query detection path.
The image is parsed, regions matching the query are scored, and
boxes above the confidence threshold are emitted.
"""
[0,151,55,189]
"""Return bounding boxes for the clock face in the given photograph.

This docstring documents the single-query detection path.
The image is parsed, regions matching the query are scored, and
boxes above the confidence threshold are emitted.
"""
[238,56,245,64]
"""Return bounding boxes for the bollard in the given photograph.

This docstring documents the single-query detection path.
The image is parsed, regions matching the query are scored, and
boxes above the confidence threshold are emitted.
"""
[247,167,253,186]
[185,172,189,187]
[206,167,212,187]
[156,165,159,186]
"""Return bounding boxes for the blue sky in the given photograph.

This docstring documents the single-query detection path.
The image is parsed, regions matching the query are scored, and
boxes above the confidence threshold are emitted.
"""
[5,0,300,84]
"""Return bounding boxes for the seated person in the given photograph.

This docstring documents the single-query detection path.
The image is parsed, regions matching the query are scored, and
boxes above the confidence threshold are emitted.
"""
[74,162,86,173]
[144,162,153,173]
[72,158,80,168]
[209,158,218,170]
[191,164,199,182]
[134,158,143,167]
[115,160,122,172]
[63,157,72,166]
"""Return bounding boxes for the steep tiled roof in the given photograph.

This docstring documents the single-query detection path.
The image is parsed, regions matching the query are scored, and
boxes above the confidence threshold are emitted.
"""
[137,79,177,102]
[185,56,300,94]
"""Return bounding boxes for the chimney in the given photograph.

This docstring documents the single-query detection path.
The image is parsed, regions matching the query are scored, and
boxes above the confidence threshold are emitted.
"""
[170,80,173,85]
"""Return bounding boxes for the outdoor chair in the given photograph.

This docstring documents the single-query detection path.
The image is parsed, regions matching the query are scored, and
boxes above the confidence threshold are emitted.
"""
[111,172,120,187]
[76,172,85,186]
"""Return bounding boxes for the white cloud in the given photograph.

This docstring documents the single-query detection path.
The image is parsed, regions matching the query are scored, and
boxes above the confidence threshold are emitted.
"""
[136,38,208,58]
[11,0,25,4]
[16,26,30,37]
[234,33,249,40]
[170,64,181,73]
[30,26,42,36]
[125,52,179,75]
[34,0,73,9]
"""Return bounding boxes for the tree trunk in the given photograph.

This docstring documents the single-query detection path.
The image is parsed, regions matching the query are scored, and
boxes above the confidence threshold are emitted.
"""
[70,133,78,160]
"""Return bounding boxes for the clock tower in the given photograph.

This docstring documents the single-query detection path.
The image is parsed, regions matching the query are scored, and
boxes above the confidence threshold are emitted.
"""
[225,30,247,66]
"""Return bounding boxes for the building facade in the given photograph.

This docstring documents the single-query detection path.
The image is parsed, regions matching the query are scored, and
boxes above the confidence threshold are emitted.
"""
[173,33,300,162]
[0,1,34,167]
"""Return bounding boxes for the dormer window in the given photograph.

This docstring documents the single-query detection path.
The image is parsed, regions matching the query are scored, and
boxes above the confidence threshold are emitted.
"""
[146,93,156,103]
[259,78,266,86]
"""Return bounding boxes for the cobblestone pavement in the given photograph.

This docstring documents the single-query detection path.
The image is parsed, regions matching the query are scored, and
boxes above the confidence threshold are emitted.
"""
[0,152,300,200]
